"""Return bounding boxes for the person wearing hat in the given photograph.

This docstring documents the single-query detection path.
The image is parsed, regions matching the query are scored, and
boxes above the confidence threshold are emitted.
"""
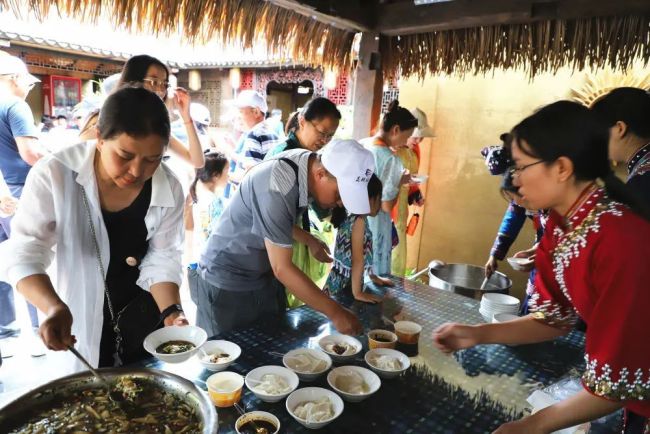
[190,139,372,336]
[227,90,281,189]
[0,53,46,332]
[481,136,548,315]
[171,102,215,150]
[391,107,434,277]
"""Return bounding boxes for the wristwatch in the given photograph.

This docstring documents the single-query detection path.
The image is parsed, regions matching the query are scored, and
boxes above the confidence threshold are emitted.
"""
[160,304,184,322]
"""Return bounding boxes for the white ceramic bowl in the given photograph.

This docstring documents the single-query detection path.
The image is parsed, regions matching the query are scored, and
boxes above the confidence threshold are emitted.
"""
[482,293,520,307]
[235,411,280,434]
[143,325,207,363]
[197,340,241,372]
[507,256,534,271]
[327,365,381,402]
[492,312,520,323]
[318,334,362,363]
[286,387,344,430]
[283,348,332,381]
[245,365,299,403]
[364,348,411,379]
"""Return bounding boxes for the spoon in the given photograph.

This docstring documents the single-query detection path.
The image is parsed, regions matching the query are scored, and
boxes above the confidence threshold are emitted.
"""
[67,345,125,405]
[268,351,285,358]
[234,402,268,434]
[268,351,304,363]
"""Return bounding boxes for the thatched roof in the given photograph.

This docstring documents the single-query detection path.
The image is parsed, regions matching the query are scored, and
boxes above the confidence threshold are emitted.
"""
[4,1,649,79]
[381,14,650,79]
[1,0,355,71]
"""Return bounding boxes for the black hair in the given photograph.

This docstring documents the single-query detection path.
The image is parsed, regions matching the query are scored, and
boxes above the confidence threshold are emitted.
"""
[56,115,67,120]
[117,54,169,89]
[331,174,383,228]
[189,151,228,203]
[511,100,650,220]
[591,87,650,139]
[285,111,299,135]
[287,98,341,135]
[97,85,170,142]
[499,171,522,202]
[380,100,418,133]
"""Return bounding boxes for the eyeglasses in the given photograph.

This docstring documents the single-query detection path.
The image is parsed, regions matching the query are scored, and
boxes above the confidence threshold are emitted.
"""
[508,160,545,176]
[2,74,36,90]
[308,121,335,141]
[142,77,170,90]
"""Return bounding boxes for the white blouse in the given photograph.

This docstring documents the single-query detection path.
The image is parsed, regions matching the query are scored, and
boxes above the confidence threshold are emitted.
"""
[0,141,185,374]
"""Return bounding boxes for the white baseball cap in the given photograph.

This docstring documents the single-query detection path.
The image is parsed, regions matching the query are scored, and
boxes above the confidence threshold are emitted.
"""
[190,103,211,125]
[0,55,40,83]
[234,90,268,113]
[411,107,435,138]
[321,139,376,215]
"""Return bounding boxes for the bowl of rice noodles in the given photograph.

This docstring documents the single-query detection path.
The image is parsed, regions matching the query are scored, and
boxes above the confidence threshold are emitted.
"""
[0,367,217,434]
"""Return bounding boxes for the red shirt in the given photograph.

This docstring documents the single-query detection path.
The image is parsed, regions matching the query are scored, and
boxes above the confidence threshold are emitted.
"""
[529,185,650,417]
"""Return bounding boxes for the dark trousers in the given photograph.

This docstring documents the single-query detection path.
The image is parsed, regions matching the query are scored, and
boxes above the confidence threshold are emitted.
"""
[0,183,38,328]
[624,410,649,434]
[188,268,286,337]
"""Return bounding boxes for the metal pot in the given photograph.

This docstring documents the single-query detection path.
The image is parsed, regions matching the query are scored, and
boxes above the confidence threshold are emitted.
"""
[428,261,512,299]
[0,367,218,433]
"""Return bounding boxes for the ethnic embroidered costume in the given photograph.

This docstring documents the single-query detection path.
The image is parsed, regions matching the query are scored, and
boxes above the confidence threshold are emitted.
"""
[529,185,650,417]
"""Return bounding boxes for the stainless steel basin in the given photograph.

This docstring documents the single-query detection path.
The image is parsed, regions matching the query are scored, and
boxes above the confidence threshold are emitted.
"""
[428,262,512,299]
[0,367,218,433]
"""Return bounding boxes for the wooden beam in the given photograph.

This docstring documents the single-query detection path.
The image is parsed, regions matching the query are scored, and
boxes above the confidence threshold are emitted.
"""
[376,0,650,36]
[266,0,373,32]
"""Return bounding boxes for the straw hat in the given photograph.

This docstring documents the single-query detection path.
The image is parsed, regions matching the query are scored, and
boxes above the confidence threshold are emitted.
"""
[410,108,434,138]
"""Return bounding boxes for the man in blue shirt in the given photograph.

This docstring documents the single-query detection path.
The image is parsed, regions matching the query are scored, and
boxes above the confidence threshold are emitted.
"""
[0,54,46,333]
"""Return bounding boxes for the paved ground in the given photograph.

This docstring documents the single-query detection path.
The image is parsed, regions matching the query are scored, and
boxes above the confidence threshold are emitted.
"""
[0,275,198,408]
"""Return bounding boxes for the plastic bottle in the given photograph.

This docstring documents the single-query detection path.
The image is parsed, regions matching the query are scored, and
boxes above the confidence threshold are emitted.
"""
[406,213,420,236]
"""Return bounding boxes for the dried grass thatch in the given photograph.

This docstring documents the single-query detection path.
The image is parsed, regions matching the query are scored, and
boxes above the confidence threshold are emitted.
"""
[381,15,650,79]
[569,68,650,107]
[1,0,355,70]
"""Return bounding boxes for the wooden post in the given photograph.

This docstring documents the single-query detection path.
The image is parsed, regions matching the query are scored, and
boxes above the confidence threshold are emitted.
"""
[351,32,381,140]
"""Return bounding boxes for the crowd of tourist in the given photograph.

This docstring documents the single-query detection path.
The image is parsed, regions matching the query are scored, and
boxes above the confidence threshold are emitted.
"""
[0,50,648,432]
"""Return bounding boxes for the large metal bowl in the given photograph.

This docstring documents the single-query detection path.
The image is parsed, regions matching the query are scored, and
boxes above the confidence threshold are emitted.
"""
[429,262,512,299]
[0,367,218,433]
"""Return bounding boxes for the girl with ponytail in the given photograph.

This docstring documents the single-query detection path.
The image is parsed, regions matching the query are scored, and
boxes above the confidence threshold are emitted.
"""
[434,101,650,433]
[360,100,418,276]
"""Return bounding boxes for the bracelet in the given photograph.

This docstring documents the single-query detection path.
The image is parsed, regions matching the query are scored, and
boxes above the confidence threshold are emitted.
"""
[160,304,184,322]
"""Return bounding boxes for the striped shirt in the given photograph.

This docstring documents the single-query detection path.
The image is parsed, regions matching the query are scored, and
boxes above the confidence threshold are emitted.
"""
[242,120,282,164]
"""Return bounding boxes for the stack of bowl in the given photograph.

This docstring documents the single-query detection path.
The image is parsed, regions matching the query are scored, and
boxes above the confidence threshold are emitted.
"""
[479,293,520,322]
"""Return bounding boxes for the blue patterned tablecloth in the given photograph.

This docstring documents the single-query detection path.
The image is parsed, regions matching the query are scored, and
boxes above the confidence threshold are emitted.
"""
[144,278,622,434]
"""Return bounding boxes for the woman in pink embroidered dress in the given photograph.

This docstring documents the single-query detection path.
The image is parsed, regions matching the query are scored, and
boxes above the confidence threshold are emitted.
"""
[434,101,650,434]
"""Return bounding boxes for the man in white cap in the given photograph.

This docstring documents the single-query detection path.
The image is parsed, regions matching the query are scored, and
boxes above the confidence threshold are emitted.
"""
[227,90,281,189]
[0,53,46,332]
[190,139,374,336]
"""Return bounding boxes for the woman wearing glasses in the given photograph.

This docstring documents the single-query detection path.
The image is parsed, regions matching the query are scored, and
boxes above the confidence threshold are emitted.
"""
[117,55,205,169]
[434,101,650,433]
[264,97,342,307]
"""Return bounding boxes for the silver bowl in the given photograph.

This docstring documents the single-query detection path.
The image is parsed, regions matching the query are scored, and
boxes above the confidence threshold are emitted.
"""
[428,262,512,299]
[0,367,217,433]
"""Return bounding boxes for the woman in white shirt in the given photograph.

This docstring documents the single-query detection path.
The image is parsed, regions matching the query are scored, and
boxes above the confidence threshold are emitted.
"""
[0,86,187,372]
